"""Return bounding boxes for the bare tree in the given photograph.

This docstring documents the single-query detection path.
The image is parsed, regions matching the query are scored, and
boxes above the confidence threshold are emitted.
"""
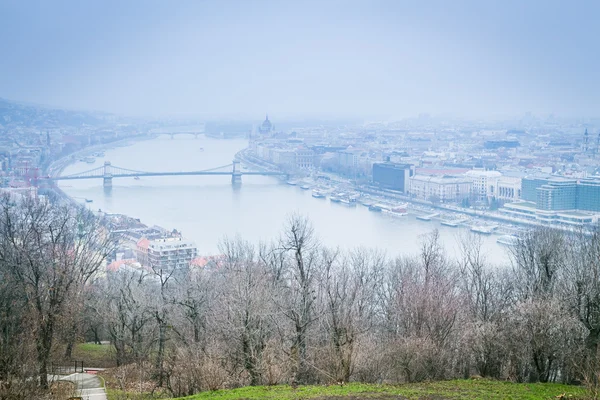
[214,236,273,385]
[510,227,567,299]
[321,248,384,382]
[562,226,600,378]
[148,260,177,387]
[0,195,114,388]
[103,268,153,367]
[274,214,321,385]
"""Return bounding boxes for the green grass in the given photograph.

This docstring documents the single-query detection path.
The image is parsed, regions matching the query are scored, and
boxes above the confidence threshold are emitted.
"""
[72,342,116,368]
[175,379,588,400]
[106,388,169,400]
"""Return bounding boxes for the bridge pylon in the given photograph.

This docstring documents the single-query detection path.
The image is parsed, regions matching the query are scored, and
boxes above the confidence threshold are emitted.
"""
[231,160,242,185]
[103,161,113,188]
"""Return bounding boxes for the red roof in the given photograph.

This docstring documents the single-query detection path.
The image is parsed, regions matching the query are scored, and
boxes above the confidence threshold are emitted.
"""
[107,259,137,272]
[137,237,149,249]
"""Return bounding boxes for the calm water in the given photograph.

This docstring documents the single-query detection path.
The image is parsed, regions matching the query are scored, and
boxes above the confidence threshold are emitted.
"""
[59,135,510,262]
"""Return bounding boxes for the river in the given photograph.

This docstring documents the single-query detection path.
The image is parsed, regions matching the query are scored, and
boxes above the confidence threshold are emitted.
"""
[58,135,510,263]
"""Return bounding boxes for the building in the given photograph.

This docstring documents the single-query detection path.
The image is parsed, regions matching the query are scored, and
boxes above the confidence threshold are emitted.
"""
[294,147,314,169]
[338,149,361,170]
[141,237,198,271]
[521,176,600,212]
[501,201,599,227]
[372,162,414,192]
[484,140,520,149]
[258,115,273,135]
[536,179,578,211]
[270,149,296,169]
[522,176,552,202]
[495,177,522,201]
[409,175,471,202]
[577,178,600,212]
[465,169,502,201]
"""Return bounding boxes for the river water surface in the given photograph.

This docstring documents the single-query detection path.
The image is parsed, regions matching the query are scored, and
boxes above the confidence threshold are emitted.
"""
[59,135,510,263]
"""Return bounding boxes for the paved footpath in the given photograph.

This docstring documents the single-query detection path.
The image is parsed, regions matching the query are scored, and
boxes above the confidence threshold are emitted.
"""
[59,372,107,400]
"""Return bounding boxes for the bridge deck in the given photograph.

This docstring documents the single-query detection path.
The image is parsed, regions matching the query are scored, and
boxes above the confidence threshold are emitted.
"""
[51,171,286,180]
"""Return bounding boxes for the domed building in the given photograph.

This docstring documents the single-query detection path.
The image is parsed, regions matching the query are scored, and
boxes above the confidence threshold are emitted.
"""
[258,114,273,135]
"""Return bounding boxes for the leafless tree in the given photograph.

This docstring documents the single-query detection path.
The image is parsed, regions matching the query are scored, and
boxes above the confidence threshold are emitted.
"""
[214,236,273,385]
[0,194,115,388]
[510,227,567,299]
[103,268,153,367]
[274,214,321,385]
[321,248,384,382]
[562,225,600,379]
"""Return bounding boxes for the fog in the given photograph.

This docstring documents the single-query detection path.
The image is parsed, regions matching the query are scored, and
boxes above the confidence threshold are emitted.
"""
[1,0,598,119]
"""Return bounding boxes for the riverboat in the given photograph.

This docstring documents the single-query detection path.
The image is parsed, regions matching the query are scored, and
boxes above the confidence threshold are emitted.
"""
[312,190,326,198]
[340,197,357,207]
[497,235,519,246]
[368,204,383,212]
[470,225,497,235]
[384,203,408,217]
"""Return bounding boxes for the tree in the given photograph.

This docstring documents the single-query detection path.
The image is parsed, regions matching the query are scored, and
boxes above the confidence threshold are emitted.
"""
[510,227,567,299]
[0,194,115,388]
[563,226,600,378]
[321,248,384,382]
[274,214,321,385]
[215,236,273,385]
[103,268,153,367]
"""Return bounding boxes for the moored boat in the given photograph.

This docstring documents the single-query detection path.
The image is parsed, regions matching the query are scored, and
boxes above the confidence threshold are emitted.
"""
[330,195,342,203]
[312,190,326,198]
[340,197,357,207]
[384,203,409,217]
[441,220,459,227]
[470,225,497,235]
[497,235,519,246]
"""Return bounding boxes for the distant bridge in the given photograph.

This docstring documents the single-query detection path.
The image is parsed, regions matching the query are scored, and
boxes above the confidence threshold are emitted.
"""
[47,160,287,187]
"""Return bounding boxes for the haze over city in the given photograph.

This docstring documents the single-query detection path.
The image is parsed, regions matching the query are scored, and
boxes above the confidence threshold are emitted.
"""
[1,0,599,119]
[5,1,600,400]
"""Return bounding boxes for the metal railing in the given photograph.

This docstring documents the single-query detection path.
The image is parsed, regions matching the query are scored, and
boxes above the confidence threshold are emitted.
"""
[49,360,84,375]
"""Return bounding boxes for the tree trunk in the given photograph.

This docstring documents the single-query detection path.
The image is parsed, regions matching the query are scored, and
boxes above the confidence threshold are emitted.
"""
[37,315,54,389]
[155,320,167,387]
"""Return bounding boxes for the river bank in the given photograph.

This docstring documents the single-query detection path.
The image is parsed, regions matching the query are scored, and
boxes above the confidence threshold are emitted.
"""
[46,134,159,178]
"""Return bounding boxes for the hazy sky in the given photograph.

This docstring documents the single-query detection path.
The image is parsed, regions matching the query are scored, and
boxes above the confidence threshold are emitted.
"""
[0,0,598,119]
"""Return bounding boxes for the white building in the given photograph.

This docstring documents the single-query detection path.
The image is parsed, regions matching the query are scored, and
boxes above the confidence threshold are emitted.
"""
[294,148,314,169]
[145,237,198,271]
[409,175,472,202]
[338,148,362,169]
[465,169,502,201]
[270,149,296,168]
[495,176,522,201]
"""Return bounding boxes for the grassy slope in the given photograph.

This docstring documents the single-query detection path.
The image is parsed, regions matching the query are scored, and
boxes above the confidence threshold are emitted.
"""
[176,380,587,400]
[71,342,116,368]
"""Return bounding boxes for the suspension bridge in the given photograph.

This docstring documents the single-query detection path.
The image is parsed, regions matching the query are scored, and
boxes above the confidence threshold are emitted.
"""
[47,160,287,187]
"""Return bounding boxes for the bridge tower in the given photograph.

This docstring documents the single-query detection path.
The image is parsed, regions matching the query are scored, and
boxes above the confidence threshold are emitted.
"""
[231,160,242,185]
[103,161,113,188]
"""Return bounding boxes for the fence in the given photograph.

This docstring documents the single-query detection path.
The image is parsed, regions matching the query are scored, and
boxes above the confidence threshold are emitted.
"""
[49,360,84,375]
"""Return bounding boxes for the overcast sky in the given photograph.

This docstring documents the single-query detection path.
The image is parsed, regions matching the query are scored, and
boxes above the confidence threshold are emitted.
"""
[0,0,598,119]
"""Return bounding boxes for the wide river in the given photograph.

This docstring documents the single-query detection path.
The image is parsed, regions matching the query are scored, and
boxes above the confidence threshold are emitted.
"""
[59,135,510,263]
